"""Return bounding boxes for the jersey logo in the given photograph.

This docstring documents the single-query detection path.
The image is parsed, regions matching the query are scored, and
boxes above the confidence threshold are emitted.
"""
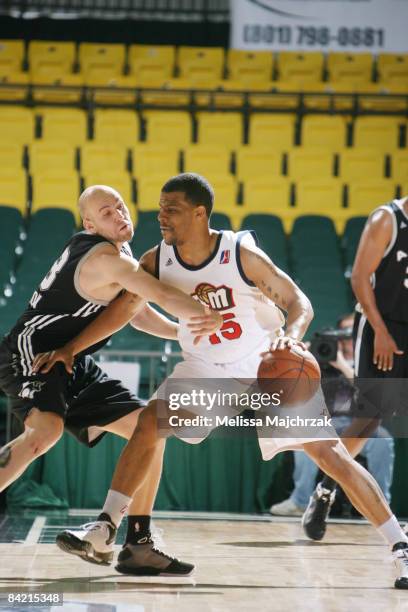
[397,250,408,262]
[165,258,173,266]
[219,250,230,264]
[400,222,407,229]
[19,380,46,400]
[192,283,235,311]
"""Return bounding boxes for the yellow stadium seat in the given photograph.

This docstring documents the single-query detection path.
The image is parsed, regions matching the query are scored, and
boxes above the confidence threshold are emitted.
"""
[184,145,231,177]
[84,171,134,215]
[129,44,175,81]
[339,149,385,181]
[197,113,243,149]
[0,71,28,102]
[353,116,402,151]
[29,142,77,175]
[0,169,27,213]
[31,171,80,220]
[80,142,128,175]
[0,106,34,144]
[93,109,138,146]
[243,177,291,229]
[0,40,24,76]
[236,147,282,181]
[378,54,408,86]
[295,179,346,231]
[227,50,273,83]
[208,174,240,226]
[288,148,334,180]
[301,115,347,150]
[79,43,125,79]
[348,180,397,215]
[29,41,75,79]
[327,53,372,85]
[178,46,224,82]
[391,150,408,184]
[277,52,323,83]
[40,107,88,145]
[32,73,83,104]
[137,173,171,211]
[143,111,192,147]
[249,114,295,150]
[0,144,23,171]
[132,144,179,178]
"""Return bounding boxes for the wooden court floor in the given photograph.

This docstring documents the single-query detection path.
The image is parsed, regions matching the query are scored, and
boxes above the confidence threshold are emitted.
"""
[0,512,407,611]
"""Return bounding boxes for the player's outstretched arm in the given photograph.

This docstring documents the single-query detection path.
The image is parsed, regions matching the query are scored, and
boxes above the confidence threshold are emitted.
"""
[351,208,403,371]
[131,303,179,340]
[240,243,313,348]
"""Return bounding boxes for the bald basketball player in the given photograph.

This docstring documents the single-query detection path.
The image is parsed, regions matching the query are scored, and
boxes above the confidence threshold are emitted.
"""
[36,175,408,588]
[0,184,221,575]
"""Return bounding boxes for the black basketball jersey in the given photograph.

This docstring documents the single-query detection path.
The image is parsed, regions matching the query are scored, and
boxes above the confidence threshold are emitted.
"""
[5,232,132,374]
[372,200,408,323]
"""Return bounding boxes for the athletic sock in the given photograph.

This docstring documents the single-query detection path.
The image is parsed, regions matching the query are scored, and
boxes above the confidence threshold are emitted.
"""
[126,515,152,544]
[320,475,337,492]
[99,489,132,528]
[377,515,408,548]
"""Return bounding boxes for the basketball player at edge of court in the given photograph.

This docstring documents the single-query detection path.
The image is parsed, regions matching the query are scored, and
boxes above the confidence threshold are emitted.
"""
[0,184,222,576]
[302,197,408,542]
[35,175,408,588]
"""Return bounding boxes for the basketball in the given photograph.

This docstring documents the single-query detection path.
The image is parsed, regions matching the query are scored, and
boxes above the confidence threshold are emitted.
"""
[257,345,321,406]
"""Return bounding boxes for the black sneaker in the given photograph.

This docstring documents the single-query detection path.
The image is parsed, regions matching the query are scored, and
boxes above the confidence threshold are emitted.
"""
[393,541,408,589]
[302,482,336,541]
[56,513,117,565]
[115,537,194,576]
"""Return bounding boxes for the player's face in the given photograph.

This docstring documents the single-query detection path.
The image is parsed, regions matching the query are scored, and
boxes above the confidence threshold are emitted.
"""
[158,191,204,245]
[86,195,133,243]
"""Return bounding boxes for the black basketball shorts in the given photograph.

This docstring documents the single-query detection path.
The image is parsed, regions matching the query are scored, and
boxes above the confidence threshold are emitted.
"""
[0,340,145,447]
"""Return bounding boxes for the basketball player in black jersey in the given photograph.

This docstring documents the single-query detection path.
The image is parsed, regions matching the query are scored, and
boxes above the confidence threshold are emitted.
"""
[0,184,221,574]
[303,197,408,547]
[36,176,408,588]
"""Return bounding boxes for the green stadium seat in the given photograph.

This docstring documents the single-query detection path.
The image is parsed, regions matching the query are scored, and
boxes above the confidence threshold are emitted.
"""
[342,216,367,271]
[211,212,232,231]
[131,211,162,260]
[240,213,289,272]
[0,206,23,290]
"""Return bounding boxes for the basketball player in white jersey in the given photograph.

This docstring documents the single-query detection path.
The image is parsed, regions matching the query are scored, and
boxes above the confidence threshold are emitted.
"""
[35,174,408,587]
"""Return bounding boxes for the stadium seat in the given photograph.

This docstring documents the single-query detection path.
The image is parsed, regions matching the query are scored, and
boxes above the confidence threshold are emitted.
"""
[347,180,397,215]
[209,174,239,225]
[249,114,295,150]
[0,169,27,214]
[178,46,224,82]
[29,142,77,175]
[130,210,162,258]
[132,144,179,178]
[137,174,172,211]
[93,109,139,146]
[0,39,24,76]
[390,150,408,184]
[277,52,324,83]
[80,142,128,175]
[197,113,243,149]
[0,205,23,290]
[210,212,233,231]
[31,73,83,104]
[243,177,291,228]
[29,41,75,80]
[143,111,192,147]
[353,116,403,151]
[287,149,334,180]
[31,171,80,221]
[0,71,29,102]
[227,50,273,83]
[183,145,231,177]
[377,54,408,87]
[0,144,24,172]
[236,147,282,181]
[0,106,35,144]
[128,44,175,82]
[327,53,372,85]
[295,179,346,231]
[240,213,289,271]
[79,42,125,80]
[338,149,386,181]
[342,216,367,270]
[301,115,347,150]
[83,171,135,220]
[40,107,88,145]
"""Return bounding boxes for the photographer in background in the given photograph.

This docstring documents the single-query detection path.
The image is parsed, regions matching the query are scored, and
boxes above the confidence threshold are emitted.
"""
[270,313,395,517]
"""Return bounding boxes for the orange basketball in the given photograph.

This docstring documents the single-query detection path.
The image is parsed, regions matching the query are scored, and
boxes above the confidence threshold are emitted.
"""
[257,345,321,407]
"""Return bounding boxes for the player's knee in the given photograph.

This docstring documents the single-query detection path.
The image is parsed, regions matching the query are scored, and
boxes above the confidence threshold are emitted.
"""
[315,441,354,481]
[133,405,159,447]
[26,412,64,456]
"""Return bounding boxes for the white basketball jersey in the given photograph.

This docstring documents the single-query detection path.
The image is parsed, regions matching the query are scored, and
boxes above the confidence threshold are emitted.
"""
[157,230,284,363]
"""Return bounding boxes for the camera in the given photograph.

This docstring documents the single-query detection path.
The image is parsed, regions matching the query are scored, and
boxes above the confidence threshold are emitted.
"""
[310,327,352,363]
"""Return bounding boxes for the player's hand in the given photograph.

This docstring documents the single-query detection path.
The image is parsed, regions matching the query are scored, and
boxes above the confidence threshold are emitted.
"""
[373,328,403,371]
[32,346,75,374]
[268,336,307,353]
[187,306,223,345]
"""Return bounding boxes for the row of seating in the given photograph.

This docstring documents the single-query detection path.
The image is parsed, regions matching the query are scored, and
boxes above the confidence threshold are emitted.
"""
[3,142,407,182]
[1,40,407,87]
[1,107,407,150]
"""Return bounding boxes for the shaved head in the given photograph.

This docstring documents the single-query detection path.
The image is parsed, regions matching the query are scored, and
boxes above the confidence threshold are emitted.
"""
[78,185,122,221]
[78,184,134,244]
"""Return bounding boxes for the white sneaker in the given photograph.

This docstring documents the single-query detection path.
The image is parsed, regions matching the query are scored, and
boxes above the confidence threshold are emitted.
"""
[56,513,117,565]
[270,498,304,516]
[393,541,408,589]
